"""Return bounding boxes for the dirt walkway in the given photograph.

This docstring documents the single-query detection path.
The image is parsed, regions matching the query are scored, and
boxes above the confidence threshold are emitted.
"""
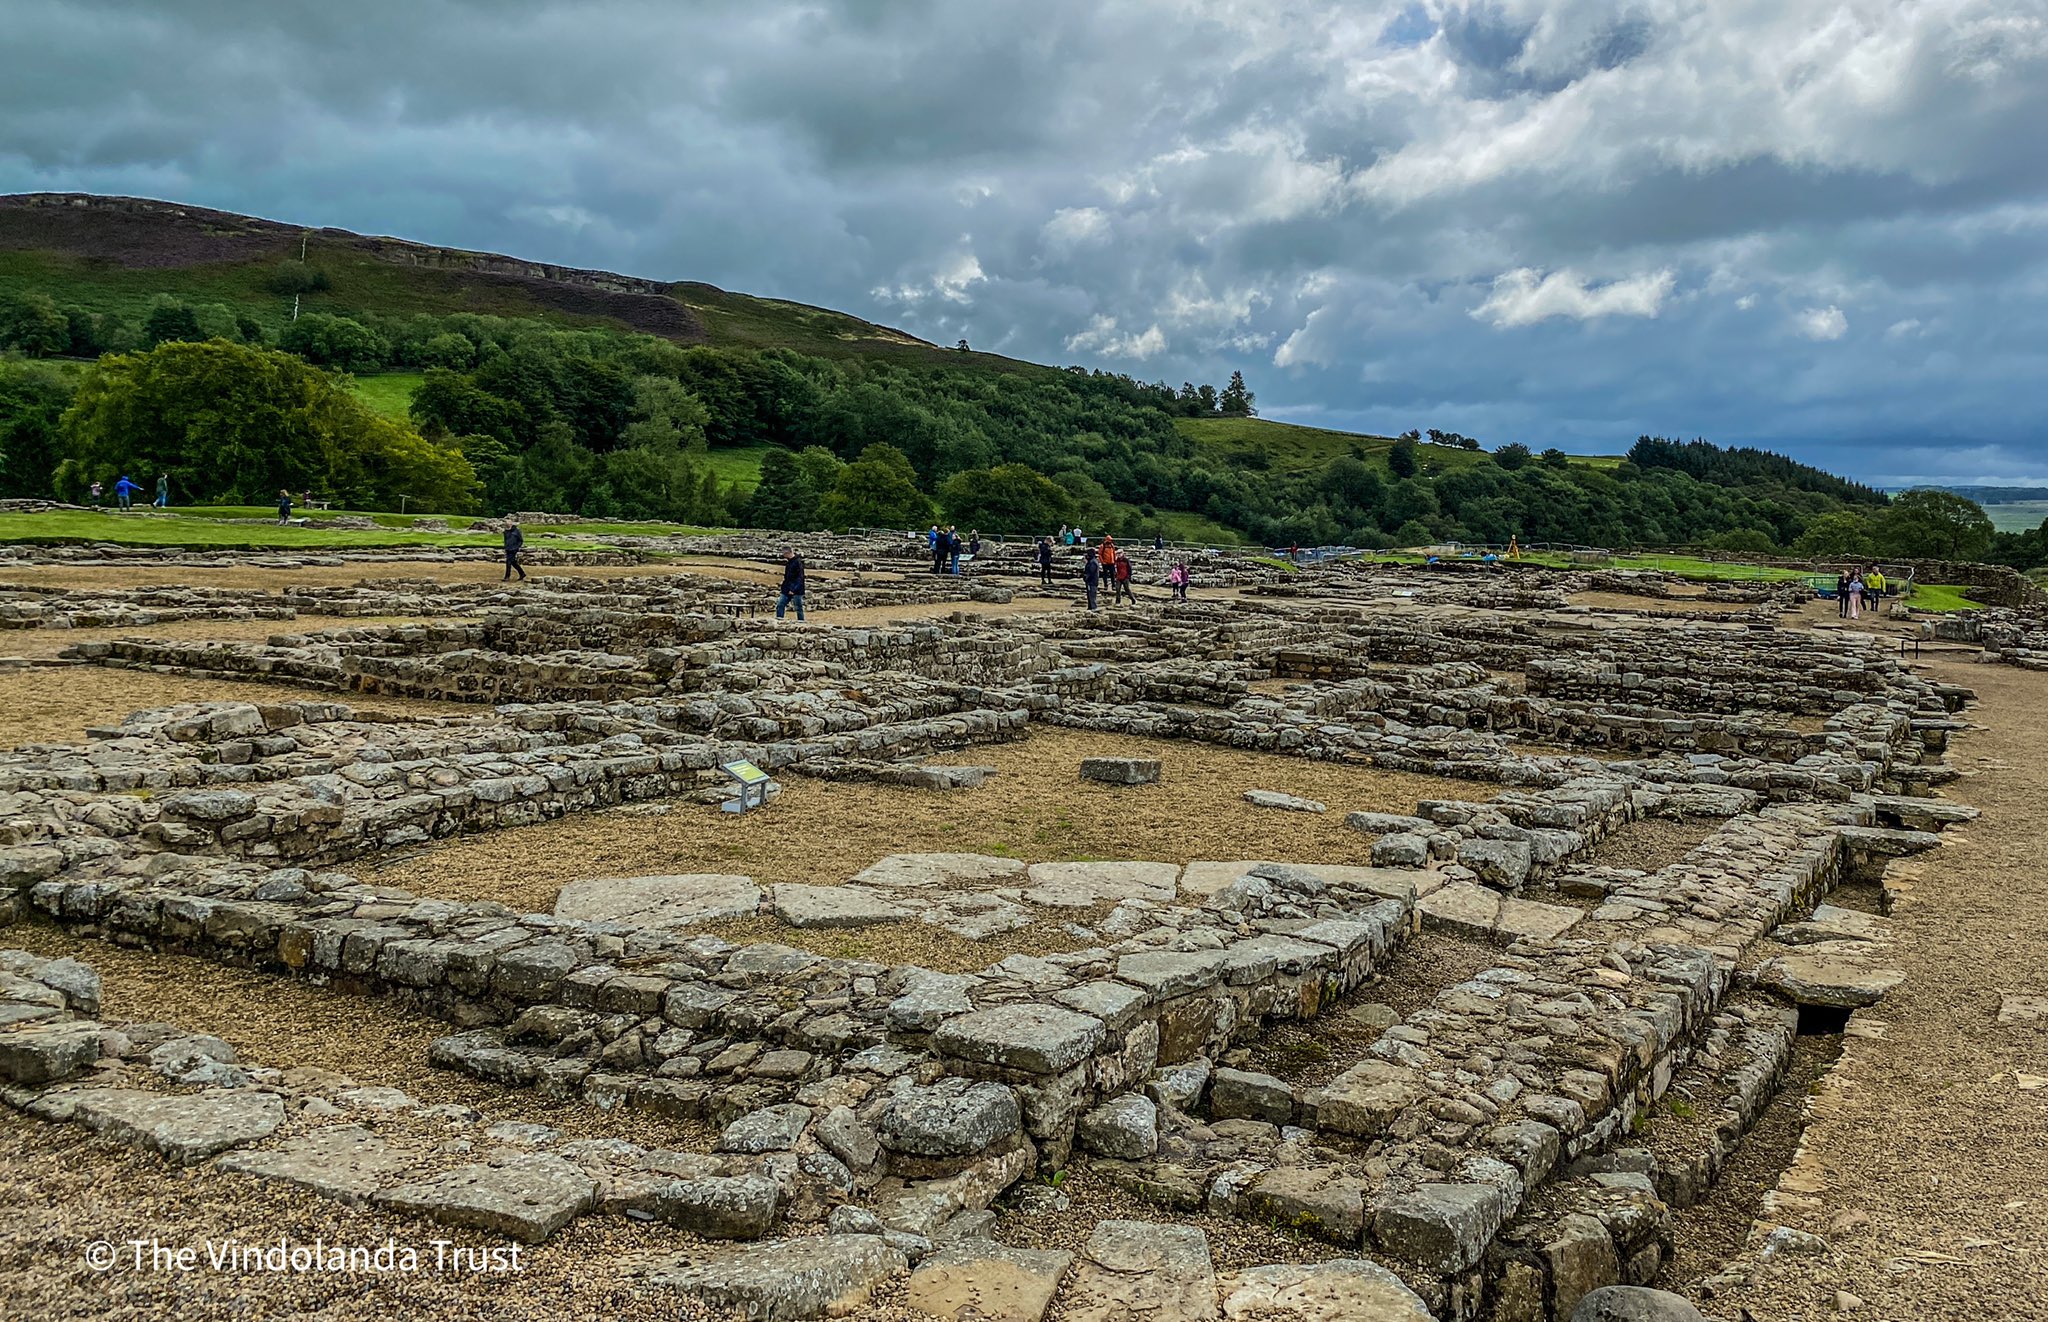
[1696,655,2048,1321]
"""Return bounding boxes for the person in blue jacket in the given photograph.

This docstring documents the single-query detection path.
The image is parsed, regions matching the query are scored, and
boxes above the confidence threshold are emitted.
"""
[777,548,807,620]
[113,475,137,510]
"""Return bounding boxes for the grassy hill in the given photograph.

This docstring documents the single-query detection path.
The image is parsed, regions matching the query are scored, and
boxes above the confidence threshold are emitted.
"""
[0,193,1035,370]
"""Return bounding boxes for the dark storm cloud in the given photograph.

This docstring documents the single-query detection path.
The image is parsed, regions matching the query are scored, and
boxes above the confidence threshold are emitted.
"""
[4,0,2046,482]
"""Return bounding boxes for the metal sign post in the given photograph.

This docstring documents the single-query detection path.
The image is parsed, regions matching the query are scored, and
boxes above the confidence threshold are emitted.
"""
[720,760,772,814]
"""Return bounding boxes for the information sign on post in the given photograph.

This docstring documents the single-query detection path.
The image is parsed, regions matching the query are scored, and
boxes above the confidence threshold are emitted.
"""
[720,760,772,814]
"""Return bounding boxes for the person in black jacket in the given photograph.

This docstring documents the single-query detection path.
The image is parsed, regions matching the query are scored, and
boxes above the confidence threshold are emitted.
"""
[502,518,526,581]
[777,548,807,620]
[1082,550,1100,611]
[1036,536,1054,587]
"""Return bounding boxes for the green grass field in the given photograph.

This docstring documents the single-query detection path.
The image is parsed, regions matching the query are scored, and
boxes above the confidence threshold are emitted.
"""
[345,371,425,421]
[1982,500,2048,533]
[0,508,617,550]
[1905,583,1985,612]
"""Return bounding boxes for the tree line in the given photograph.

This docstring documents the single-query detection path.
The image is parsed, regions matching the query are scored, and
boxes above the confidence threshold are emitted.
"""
[3,286,2042,570]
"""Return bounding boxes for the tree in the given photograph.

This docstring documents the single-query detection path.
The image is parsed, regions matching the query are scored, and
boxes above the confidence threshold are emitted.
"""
[1539,447,1570,469]
[280,314,390,373]
[819,443,932,530]
[1492,442,1532,471]
[620,374,709,453]
[59,339,476,510]
[1388,435,1419,478]
[141,299,205,348]
[744,448,823,531]
[1880,488,1994,561]
[0,292,71,356]
[0,359,76,496]
[1792,511,1876,558]
[421,332,477,370]
[937,462,1074,533]
[1218,371,1255,416]
[1706,527,1777,554]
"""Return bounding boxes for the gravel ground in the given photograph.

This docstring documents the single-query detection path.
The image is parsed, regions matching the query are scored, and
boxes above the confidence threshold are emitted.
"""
[0,1115,729,1322]
[0,666,478,748]
[1582,815,1722,872]
[371,727,1482,914]
[1660,1034,1844,1288]
[1248,933,1502,1089]
[0,555,839,592]
[1689,657,2048,1321]
[0,615,461,661]
[694,908,1110,974]
[0,923,715,1151]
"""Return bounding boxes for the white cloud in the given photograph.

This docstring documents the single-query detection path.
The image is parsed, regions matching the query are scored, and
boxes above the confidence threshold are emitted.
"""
[1041,206,1108,251]
[873,247,986,305]
[1735,294,1758,311]
[1063,315,1166,359]
[1795,305,1849,340]
[1274,306,1340,368]
[1885,317,1924,339]
[1474,268,1676,328]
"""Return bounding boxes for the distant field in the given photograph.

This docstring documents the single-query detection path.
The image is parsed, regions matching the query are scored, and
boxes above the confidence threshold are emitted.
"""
[1176,416,1619,477]
[0,508,614,550]
[346,371,425,421]
[1983,500,2048,533]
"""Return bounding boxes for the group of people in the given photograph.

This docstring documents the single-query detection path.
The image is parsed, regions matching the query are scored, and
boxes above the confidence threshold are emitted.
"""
[924,525,981,574]
[1834,565,1887,619]
[87,473,171,511]
[1037,531,1192,611]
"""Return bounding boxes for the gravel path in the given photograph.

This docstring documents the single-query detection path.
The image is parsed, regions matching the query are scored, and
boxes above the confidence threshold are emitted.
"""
[1691,656,2048,1320]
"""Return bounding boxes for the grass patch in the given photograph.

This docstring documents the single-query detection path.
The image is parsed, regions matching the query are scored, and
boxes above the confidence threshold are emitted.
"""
[345,371,425,421]
[703,446,772,492]
[1907,583,1984,612]
[0,509,608,551]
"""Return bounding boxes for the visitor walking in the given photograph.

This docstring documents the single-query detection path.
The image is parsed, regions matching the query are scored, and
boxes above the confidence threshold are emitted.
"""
[967,530,981,567]
[1082,551,1100,611]
[1097,534,1116,580]
[1036,536,1054,587]
[154,473,169,508]
[777,548,807,621]
[1846,570,1864,620]
[113,475,136,511]
[947,526,962,575]
[502,518,526,581]
[276,489,292,524]
[1153,532,1164,551]
[1058,524,1072,546]
[88,480,102,510]
[1169,560,1190,601]
[927,525,941,573]
[1112,550,1137,604]
[1834,571,1850,617]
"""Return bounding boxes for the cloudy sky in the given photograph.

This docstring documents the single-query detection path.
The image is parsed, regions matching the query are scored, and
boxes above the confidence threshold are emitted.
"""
[5,0,2047,483]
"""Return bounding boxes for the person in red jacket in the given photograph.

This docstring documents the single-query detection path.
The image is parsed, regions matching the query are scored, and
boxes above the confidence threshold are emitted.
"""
[1112,550,1137,604]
